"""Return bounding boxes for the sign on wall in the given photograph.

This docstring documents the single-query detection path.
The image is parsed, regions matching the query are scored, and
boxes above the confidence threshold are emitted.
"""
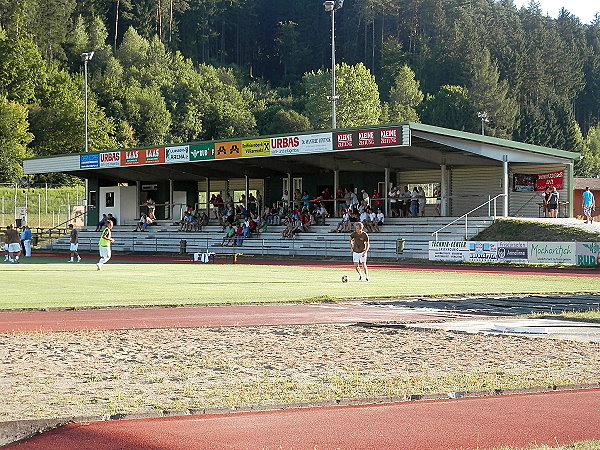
[527,242,576,264]
[189,143,214,160]
[80,153,100,169]
[215,141,242,159]
[334,126,409,151]
[166,145,190,163]
[576,242,600,266]
[270,133,333,155]
[428,241,468,261]
[242,138,270,157]
[513,171,565,192]
[466,241,498,262]
[496,241,528,262]
[99,151,121,167]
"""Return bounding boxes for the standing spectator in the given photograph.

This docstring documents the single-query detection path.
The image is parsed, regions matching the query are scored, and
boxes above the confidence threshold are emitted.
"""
[388,186,398,217]
[361,189,370,206]
[247,192,257,214]
[68,224,81,262]
[410,187,419,217]
[210,194,219,219]
[542,187,551,218]
[281,190,290,209]
[418,186,426,217]
[434,185,442,216]
[582,186,595,223]
[256,190,263,215]
[548,187,559,218]
[96,220,114,271]
[20,226,32,257]
[372,189,382,209]
[401,186,411,217]
[144,197,156,219]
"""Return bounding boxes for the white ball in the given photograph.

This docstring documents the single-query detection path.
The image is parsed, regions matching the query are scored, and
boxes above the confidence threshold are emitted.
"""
[341,275,348,283]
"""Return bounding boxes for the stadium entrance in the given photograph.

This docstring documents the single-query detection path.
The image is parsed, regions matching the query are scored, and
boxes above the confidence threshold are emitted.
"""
[24,122,579,227]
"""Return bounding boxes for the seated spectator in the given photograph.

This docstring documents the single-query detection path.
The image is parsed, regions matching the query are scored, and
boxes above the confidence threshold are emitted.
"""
[107,213,117,226]
[281,216,296,239]
[313,203,329,225]
[134,213,148,231]
[234,223,244,246]
[96,214,107,232]
[178,211,196,232]
[368,209,380,233]
[256,216,268,234]
[335,209,351,233]
[376,209,385,227]
[360,209,375,233]
[222,224,235,246]
[300,212,312,232]
[198,211,209,227]
[141,214,154,231]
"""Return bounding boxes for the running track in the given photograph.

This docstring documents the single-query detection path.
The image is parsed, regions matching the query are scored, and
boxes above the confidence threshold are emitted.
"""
[0,304,479,333]
[8,389,600,449]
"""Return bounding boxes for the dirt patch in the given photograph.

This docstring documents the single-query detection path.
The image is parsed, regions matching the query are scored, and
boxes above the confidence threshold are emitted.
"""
[1,325,599,421]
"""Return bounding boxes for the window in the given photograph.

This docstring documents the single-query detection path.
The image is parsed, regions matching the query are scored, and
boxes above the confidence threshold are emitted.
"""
[105,191,115,208]
[88,191,97,207]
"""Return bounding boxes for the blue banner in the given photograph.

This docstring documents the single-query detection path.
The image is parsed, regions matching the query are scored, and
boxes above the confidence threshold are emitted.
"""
[80,153,100,169]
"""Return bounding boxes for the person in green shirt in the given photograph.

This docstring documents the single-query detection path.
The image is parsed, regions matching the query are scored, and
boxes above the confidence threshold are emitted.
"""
[96,220,114,271]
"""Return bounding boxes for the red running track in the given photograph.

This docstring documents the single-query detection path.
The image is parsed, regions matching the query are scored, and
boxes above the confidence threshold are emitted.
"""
[8,389,600,449]
[0,304,474,333]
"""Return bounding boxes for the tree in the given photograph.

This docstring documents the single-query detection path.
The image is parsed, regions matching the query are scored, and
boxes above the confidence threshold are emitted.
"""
[388,64,423,122]
[576,122,600,177]
[262,109,310,135]
[468,48,519,139]
[302,62,381,129]
[123,84,171,145]
[0,96,33,182]
[419,85,478,132]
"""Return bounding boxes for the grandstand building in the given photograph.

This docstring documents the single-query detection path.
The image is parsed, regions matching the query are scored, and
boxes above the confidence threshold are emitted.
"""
[24,122,579,227]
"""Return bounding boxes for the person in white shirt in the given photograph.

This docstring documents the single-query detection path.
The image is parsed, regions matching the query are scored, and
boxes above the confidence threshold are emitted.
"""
[418,186,426,217]
[335,209,351,232]
[281,190,290,208]
[375,209,384,226]
[388,187,398,217]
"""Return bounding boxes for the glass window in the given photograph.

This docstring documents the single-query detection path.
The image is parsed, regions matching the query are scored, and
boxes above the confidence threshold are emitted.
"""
[105,192,115,207]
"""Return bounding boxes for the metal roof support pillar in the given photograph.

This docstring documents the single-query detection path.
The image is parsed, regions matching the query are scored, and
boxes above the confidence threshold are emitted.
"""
[169,178,174,220]
[206,177,210,215]
[441,164,448,217]
[384,167,390,217]
[245,175,249,213]
[287,172,292,210]
[568,162,574,218]
[333,169,339,218]
[502,156,509,217]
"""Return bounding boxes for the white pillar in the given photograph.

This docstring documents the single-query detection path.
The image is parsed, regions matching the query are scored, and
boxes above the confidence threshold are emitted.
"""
[384,167,390,217]
[169,179,174,220]
[287,172,292,209]
[441,164,448,217]
[245,175,249,212]
[206,177,211,214]
[136,181,141,218]
[333,169,339,217]
[502,156,509,218]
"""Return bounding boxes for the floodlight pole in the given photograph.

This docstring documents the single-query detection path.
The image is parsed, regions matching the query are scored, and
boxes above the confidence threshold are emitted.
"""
[330,6,337,129]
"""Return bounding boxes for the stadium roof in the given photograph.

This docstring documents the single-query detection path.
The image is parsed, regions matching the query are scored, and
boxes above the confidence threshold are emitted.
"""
[24,122,579,181]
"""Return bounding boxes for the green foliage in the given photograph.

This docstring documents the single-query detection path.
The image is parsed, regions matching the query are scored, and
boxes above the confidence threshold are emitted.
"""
[388,65,423,122]
[419,85,478,132]
[261,109,311,135]
[0,96,33,182]
[303,63,381,129]
[0,29,45,102]
[576,123,600,177]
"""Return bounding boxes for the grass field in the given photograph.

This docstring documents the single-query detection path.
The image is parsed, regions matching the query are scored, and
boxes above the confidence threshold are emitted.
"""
[2,258,600,310]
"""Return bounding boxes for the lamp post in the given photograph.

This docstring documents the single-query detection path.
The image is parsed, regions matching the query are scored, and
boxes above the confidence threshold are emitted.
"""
[81,51,94,153]
[477,111,489,136]
[324,0,343,129]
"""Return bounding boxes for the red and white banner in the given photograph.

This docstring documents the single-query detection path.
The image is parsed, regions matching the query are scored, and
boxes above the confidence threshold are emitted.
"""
[535,171,564,191]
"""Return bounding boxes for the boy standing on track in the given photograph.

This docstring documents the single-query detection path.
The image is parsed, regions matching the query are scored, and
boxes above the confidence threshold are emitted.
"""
[68,224,82,262]
[96,220,114,271]
[349,222,370,281]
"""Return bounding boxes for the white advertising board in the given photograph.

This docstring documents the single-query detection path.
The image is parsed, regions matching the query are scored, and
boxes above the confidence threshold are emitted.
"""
[465,241,498,262]
[576,242,600,266]
[527,242,576,264]
[166,145,190,163]
[99,151,121,167]
[270,133,333,156]
[428,241,468,261]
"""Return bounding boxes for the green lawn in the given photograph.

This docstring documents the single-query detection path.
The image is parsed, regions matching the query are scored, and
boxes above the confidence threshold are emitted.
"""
[1,258,600,310]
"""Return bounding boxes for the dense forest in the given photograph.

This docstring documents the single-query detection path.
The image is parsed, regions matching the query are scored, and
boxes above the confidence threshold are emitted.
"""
[1,0,600,183]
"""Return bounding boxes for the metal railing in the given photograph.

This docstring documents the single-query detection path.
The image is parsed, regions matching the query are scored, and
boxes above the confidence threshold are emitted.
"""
[432,194,507,241]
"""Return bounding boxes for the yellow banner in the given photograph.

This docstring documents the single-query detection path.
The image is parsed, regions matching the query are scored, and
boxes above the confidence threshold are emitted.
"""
[242,138,270,157]
[215,141,242,159]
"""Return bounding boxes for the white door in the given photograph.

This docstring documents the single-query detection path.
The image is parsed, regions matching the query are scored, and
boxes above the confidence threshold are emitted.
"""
[173,191,188,219]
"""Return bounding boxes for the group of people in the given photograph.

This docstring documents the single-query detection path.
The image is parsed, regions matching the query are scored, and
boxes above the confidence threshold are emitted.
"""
[95,213,118,231]
[3,225,33,263]
[178,208,209,232]
[222,216,268,246]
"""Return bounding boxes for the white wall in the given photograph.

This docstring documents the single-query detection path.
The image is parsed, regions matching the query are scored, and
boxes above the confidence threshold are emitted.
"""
[99,186,138,224]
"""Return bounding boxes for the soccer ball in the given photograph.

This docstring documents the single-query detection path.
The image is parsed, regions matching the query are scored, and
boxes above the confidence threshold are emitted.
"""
[341,275,348,283]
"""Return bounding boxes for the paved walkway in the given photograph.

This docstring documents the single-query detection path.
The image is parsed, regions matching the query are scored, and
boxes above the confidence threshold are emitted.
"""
[8,389,600,449]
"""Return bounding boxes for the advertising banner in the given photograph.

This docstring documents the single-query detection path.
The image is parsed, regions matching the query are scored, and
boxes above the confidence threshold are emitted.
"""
[99,151,121,167]
[121,149,143,166]
[513,174,537,192]
[143,147,165,164]
[334,127,408,150]
[166,145,189,163]
[80,153,100,169]
[496,241,528,262]
[576,242,600,266]
[215,141,242,159]
[189,143,214,161]
[466,241,498,262]
[242,138,270,157]
[428,241,468,261]
[535,171,564,191]
[270,133,333,155]
[527,242,576,264]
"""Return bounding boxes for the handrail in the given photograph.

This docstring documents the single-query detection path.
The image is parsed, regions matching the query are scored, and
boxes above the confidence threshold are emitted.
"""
[432,194,507,241]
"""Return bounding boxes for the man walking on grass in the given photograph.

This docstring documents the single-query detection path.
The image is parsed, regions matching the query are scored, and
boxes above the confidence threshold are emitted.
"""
[68,224,81,262]
[349,222,370,281]
[96,220,114,271]
[582,186,595,224]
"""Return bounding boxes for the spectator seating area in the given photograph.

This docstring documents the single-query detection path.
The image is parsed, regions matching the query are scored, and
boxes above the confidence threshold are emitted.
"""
[44,217,494,260]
